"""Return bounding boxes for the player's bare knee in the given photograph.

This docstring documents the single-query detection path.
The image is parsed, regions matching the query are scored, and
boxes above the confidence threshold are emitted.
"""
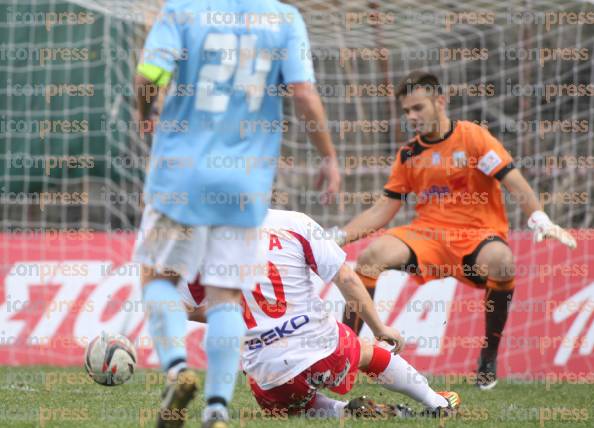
[478,243,514,281]
[356,246,386,278]
[356,237,410,278]
[140,266,178,287]
[205,286,242,309]
[499,253,515,281]
[384,236,413,271]
[491,248,514,281]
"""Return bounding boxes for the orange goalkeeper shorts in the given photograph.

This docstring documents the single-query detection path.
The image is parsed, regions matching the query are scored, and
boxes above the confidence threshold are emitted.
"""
[387,224,511,289]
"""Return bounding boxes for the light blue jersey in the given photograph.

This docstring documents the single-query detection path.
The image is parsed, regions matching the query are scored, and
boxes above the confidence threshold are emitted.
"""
[141,0,315,227]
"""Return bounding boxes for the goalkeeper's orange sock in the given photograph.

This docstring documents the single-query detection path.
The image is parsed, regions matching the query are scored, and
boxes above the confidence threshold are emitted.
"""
[341,272,377,334]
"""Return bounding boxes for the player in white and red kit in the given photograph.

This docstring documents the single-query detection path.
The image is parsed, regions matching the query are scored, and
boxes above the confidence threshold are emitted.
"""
[181,209,459,417]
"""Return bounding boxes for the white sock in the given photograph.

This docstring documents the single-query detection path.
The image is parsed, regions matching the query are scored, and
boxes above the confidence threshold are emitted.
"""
[377,354,448,409]
[166,361,187,381]
[202,403,228,422]
[304,393,347,418]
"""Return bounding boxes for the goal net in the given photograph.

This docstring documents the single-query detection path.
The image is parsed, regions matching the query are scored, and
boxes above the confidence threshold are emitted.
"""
[0,0,593,378]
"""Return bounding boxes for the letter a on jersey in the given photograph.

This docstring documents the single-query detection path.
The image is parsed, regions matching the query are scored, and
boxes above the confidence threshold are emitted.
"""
[269,234,283,250]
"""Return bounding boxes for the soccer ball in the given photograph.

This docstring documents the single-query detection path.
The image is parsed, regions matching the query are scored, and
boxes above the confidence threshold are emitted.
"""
[84,332,137,386]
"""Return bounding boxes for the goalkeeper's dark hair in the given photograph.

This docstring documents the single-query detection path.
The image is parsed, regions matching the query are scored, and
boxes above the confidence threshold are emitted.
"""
[395,70,443,98]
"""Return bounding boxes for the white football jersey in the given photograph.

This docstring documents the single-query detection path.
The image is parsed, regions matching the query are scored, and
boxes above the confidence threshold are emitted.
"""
[240,209,346,389]
[180,209,346,389]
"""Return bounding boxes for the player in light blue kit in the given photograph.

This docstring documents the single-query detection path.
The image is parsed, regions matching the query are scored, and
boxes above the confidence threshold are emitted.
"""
[133,1,340,427]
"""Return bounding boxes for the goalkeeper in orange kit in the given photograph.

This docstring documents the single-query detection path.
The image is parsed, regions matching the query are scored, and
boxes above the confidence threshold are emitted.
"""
[331,70,577,390]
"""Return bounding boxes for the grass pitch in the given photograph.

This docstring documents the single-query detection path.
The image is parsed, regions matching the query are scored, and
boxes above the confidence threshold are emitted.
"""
[1,366,592,427]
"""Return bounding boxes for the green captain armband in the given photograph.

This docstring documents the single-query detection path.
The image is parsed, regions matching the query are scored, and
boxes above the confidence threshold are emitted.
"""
[136,63,172,87]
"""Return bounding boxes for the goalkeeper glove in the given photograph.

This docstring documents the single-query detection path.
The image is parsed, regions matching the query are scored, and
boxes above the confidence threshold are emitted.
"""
[527,210,577,249]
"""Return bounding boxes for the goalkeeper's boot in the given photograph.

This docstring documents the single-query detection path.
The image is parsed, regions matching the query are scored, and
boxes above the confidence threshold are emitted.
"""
[476,356,498,390]
[419,391,460,418]
[384,403,416,419]
[344,396,385,418]
[157,368,199,428]
[201,405,229,428]
[344,396,415,419]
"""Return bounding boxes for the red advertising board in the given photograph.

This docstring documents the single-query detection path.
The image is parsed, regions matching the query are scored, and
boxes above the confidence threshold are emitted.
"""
[0,232,592,378]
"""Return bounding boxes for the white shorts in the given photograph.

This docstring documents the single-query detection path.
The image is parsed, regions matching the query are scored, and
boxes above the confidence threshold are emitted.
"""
[132,205,267,291]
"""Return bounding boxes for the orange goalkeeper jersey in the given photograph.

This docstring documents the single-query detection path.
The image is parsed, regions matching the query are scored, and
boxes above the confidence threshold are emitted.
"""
[384,120,514,237]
